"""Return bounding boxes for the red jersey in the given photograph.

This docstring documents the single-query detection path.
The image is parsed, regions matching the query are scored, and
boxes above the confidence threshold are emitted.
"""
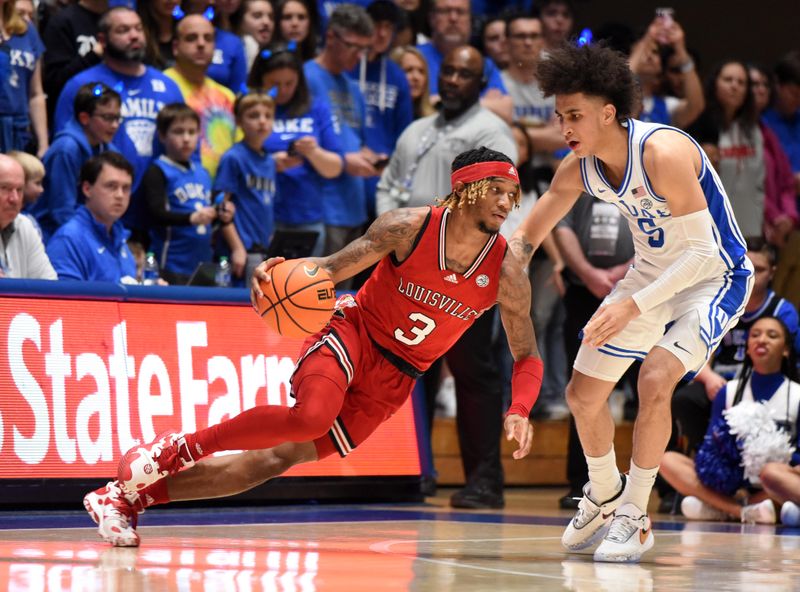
[356,206,507,372]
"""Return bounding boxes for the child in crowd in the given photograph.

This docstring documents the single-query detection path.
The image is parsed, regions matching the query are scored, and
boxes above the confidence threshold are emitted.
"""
[7,150,45,237]
[27,82,121,242]
[143,103,229,285]
[213,92,276,283]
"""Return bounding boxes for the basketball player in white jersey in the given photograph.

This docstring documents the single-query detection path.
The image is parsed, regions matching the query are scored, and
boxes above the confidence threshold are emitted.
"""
[511,43,754,562]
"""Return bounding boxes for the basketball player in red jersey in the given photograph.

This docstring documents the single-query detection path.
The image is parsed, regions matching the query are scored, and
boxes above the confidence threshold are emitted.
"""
[85,147,543,547]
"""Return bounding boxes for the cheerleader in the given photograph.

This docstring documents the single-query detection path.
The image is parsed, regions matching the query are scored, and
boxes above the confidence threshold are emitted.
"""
[660,315,800,523]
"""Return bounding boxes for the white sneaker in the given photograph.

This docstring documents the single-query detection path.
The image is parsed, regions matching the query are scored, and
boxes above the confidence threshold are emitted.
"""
[741,499,776,524]
[780,501,800,526]
[680,496,729,521]
[594,503,654,563]
[83,481,141,547]
[562,474,627,552]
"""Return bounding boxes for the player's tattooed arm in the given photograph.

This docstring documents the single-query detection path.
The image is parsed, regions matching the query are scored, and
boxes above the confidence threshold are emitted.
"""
[507,234,534,265]
[497,251,540,361]
[319,207,428,284]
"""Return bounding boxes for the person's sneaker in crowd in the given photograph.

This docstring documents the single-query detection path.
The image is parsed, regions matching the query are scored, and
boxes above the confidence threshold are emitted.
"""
[559,486,584,510]
[680,496,728,521]
[780,501,800,526]
[118,431,197,494]
[562,474,627,552]
[450,482,505,509]
[83,481,141,547]
[741,499,777,524]
[594,503,654,563]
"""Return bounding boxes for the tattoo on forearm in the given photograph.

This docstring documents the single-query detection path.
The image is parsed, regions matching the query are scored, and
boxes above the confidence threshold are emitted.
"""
[327,209,420,274]
[509,236,534,264]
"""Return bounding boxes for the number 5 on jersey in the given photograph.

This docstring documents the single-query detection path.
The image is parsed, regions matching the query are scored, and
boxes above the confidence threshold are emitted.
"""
[394,312,437,345]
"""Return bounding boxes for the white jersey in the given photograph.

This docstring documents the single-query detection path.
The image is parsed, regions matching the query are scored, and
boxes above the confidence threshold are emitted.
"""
[578,118,749,279]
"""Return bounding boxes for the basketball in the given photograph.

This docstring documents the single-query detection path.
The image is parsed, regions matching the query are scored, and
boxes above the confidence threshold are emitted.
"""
[253,259,336,338]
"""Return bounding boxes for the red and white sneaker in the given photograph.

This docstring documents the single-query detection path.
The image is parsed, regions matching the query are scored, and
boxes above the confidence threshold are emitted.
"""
[83,481,141,547]
[118,431,197,494]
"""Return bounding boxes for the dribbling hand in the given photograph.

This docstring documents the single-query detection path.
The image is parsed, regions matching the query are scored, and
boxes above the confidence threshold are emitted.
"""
[250,257,285,301]
[504,414,534,459]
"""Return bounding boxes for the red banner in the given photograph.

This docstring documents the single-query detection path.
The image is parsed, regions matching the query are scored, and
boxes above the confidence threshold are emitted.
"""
[0,297,421,478]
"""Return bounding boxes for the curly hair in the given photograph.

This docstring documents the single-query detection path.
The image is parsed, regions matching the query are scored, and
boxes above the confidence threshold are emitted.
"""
[537,43,638,120]
[438,146,519,210]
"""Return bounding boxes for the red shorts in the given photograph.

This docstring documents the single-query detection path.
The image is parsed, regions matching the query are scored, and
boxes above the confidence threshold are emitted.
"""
[291,304,418,459]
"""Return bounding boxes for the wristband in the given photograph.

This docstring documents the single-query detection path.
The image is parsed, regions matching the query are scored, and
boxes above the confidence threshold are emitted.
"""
[507,356,544,418]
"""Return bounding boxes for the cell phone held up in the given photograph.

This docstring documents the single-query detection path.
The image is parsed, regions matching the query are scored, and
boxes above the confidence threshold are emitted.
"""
[287,140,299,157]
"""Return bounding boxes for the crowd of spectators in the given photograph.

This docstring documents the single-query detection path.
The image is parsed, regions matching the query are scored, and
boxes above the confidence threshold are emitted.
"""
[2,0,800,517]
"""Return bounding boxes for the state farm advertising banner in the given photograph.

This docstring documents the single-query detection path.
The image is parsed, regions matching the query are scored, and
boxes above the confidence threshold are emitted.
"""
[0,296,421,479]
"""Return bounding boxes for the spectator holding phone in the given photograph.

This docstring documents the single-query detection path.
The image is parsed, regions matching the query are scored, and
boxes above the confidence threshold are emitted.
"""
[347,0,413,219]
[252,44,344,257]
[629,8,704,130]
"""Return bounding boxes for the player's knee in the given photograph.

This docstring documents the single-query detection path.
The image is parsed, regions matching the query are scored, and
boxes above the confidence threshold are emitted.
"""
[288,407,335,440]
[637,367,676,408]
[565,380,598,413]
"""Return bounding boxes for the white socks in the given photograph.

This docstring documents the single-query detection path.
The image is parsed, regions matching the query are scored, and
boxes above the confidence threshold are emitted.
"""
[626,460,659,514]
[586,446,622,502]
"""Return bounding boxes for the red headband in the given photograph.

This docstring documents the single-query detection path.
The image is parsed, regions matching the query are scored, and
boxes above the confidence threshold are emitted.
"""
[451,161,519,188]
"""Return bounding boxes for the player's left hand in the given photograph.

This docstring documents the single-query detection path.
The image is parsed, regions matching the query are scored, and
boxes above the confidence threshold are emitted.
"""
[582,297,641,347]
[504,414,534,459]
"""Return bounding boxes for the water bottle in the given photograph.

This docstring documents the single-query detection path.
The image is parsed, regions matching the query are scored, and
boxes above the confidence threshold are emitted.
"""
[215,256,232,287]
[142,251,159,285]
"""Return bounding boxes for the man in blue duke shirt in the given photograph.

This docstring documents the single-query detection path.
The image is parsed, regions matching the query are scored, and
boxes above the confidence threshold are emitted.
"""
[47,152,138,284]
[304,4,379,280]
[53,7,183,232]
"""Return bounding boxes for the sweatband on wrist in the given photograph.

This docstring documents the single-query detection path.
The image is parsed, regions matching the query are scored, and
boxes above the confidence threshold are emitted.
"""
[451,161,519,188]
[507,356,544,418]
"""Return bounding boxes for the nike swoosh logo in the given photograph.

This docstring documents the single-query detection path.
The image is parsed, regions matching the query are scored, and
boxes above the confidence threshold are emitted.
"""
[602,511,614,519]
[128,89,141,96]
[597,188,607,193]
[673,341,691,354]
[639,527,650,544]
[304,264,319,277]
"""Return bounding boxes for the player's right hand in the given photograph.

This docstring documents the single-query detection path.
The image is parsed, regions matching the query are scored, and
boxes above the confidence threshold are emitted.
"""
[504,414,534,459]
[250,257,285,298]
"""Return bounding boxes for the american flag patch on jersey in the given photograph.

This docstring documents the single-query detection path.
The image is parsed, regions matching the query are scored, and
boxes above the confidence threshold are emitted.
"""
[631,185,646,198]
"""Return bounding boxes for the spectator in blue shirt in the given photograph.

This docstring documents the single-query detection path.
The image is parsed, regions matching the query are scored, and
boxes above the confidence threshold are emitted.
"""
[214,92,276,283]
[29,82,121,243]
[0,0,48,155]
[304,3,377,268]
[252,44,343,257]
[348,0,413,219]
[53,6,184,232]
[144,103,220,285]
[47,152,138,283]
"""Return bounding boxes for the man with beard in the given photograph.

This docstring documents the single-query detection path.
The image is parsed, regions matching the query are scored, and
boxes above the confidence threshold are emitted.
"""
[53,6,183,234]
[417,0,512,122]
[376,45,517,509]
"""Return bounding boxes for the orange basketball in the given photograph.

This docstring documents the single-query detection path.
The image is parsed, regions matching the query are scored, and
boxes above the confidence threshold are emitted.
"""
[254,259,336,338]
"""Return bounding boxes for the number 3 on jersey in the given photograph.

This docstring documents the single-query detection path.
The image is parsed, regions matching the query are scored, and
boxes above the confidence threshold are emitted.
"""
[394,312,437,345]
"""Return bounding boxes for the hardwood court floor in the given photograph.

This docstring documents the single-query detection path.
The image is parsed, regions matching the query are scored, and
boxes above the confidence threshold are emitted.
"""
[1,488,799,591]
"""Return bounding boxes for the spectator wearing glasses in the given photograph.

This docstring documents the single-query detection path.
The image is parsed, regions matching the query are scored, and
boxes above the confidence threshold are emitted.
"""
[30,82,121,242]
[417,0,512,122]
[304,3,377,270]
[53,6,184,233]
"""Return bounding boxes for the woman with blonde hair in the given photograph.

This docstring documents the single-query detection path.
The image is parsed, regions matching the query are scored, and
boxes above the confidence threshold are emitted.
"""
[391,45,435,119]
[0,0,48,155]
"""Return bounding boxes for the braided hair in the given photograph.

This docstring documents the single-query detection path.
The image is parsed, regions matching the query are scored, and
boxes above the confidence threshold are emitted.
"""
[438,146,518,211]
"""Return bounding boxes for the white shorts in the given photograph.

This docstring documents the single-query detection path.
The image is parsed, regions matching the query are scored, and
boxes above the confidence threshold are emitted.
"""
[574,262,754,383]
